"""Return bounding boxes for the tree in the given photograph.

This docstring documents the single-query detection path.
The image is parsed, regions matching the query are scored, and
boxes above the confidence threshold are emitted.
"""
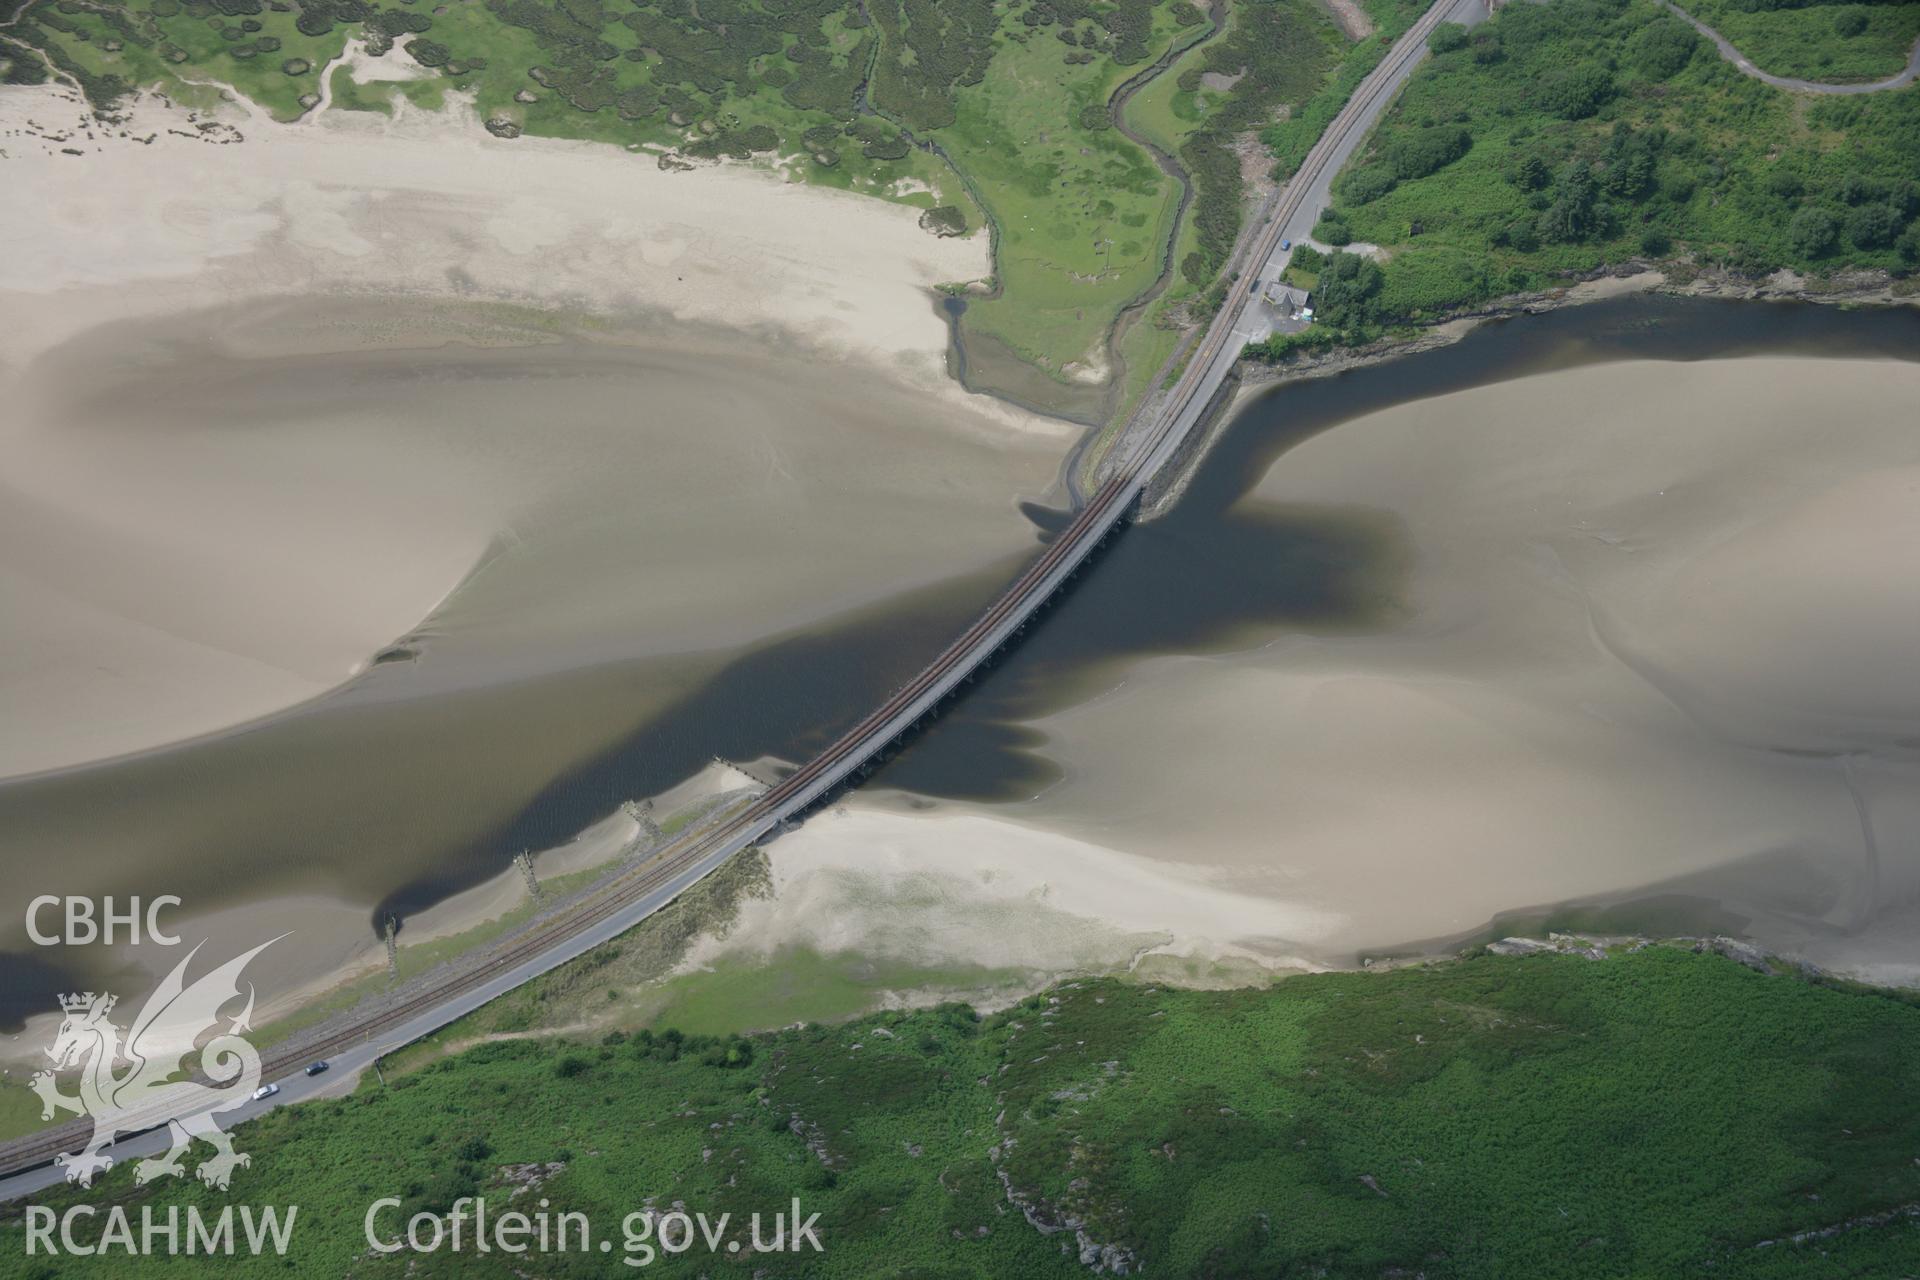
[1540,63,1614,120]
[1834,8,1868,38]
[1847,203,1901,249]
[1313,251,1385,332]
[1604,130,1658,200]
[1509,152,1551,191]
[1841,172,1885,206]
[1787,206,1839,258]
[1314,215,1353,246]
[1539,162,1600,242]
[1627,19,1698,80]
[1386,125,1472,180]
[1340,165,1398,204]
[407,38,452,67]
[1428,21,1469,54]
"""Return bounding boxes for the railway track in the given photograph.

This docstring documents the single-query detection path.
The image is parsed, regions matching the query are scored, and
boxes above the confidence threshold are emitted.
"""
[0,0,1460,1185]
[0,475,1132,1179]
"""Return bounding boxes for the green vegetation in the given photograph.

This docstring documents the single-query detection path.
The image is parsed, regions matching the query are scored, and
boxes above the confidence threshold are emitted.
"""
[1171,0,1366,291]
[0,803,748,1143]
[8,0,1323,395]
[1677,0,1920,83]
[5,0,1426,407]
[637,943,1030,1039]
[1110,0,1423,421]
[380,846,775,1075]
[16,0,346,120]
[915,0,1198,378]
[6,947,1918,1276]
[1252,0,1920,358]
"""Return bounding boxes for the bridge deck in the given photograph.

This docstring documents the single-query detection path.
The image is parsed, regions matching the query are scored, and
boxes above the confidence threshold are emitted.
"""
[0,0,1472,1193]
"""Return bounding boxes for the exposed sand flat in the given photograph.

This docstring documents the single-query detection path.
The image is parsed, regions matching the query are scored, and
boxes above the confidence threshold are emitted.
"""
[0,83,1064,778]
[735,357,1920,979]
[683,792,1334,983]
[3,305,1064,779]
[0,83,995,380]
[1051,357,1920,963]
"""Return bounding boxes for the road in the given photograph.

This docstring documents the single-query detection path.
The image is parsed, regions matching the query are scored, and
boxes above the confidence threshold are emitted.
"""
[0,0,1474,1202]
[1106,0,1484,483]
[1662,0,1920,94]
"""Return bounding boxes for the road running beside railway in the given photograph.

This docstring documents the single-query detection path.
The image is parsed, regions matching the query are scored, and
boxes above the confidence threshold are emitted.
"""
[0,0,1477,1201]
[1094,0,1486,492]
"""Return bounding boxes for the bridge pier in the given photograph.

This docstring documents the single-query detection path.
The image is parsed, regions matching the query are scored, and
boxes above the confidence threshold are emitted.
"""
[622,798,666,846]
[514,849,543,900]
[713,755,781,791]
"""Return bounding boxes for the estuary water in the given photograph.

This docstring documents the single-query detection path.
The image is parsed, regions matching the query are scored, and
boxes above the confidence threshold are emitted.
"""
[3,296,1917,1025]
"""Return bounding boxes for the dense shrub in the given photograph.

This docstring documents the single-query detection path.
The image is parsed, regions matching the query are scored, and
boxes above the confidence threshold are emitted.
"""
[1340,164,1399,204]
[1385,125,1471,180]
[1427,20,1469,53]
[1314,215,1353,245]
[1539,62,1614,119]
[1788,205,1840,257]
[1847,202,1902,249]
[1313,250,1384,330]
[1625,17,1698,78]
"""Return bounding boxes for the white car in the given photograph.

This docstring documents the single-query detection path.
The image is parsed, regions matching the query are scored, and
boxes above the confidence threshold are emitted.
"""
[251,1083,279,1102]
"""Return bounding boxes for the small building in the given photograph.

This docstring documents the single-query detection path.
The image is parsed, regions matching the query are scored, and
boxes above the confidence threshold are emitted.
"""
[1262,281,1311,319]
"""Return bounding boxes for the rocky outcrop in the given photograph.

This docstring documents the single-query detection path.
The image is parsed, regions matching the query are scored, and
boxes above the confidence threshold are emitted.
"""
[991,1164,1138,1275]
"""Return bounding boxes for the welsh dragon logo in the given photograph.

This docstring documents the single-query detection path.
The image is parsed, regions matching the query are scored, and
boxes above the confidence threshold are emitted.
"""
[30,938,278,1190]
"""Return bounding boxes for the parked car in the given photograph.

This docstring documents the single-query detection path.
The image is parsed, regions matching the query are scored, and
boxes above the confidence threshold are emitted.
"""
[251,1083,279,1102]
[304,1061,330,1077]
[1281,239,1292,251]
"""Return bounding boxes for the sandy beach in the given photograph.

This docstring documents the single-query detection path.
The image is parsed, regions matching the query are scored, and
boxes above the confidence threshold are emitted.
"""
[0,69,1080,1062]
[686,790,1336,986]
[707,357,1920,985]
[5,63,1917,1091]
[0,81,1065,780]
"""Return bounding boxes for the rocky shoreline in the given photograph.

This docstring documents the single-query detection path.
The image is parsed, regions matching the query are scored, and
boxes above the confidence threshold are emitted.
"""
[1249,259,1917,388]
[1453,929,1920,1008]
[1141,260,1918,517]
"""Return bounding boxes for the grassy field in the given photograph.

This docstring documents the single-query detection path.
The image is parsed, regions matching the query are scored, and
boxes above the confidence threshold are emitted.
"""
[1251,0,1920,359]
[1677,0,1920,83]
[920,1,1196,380]
[5,946,1917,1276]
[632,944,1031,1038]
